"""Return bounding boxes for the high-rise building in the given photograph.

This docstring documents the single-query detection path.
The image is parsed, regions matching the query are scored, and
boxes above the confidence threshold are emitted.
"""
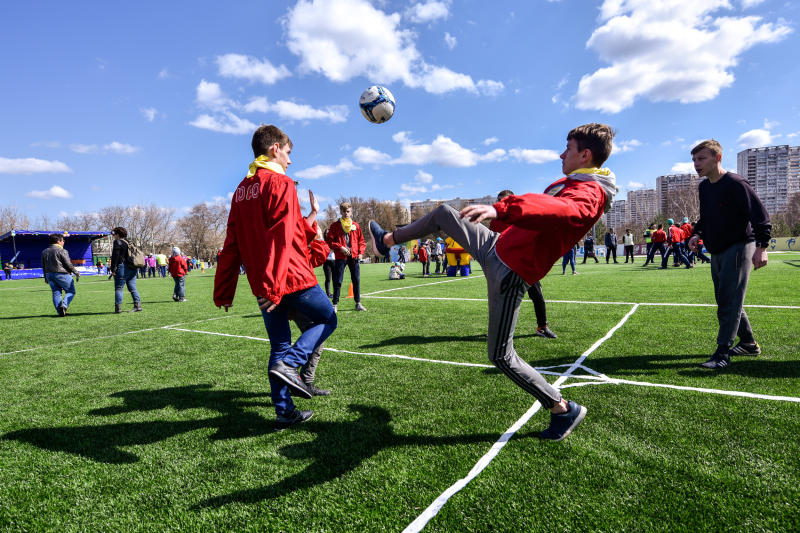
[605,199,627,231]
[737,145,800,214]
[626,188,658,225]
[656,173,700,215]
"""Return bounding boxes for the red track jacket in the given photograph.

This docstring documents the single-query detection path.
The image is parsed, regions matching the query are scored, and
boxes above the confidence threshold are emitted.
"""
[325,219,366,260]
[214,167,318,307]
[492,178,606,285]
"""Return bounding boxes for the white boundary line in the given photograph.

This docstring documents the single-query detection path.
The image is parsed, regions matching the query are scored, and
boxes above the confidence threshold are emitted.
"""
[360,274,484,296]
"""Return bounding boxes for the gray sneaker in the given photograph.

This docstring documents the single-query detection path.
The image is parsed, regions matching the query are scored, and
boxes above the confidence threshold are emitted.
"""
[355,302,367,311]
[539,401,587,441]
[275,409,313,428]
[268,361,313,399]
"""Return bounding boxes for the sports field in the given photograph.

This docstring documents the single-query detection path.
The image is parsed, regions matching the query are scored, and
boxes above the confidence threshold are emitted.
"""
[1,255,799,532]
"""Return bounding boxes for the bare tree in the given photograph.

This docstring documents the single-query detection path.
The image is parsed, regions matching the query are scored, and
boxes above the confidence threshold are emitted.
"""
[0,206,31,235]
[177,202,229,260]
[664,185,700,223]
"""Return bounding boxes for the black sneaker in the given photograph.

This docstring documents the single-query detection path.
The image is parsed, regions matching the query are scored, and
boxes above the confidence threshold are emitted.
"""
[539,401,587,441]
[534,326,557,339]
[269,361,313,399]
[57,305,66,317]
[728,342,761,356]
[369,220,390,257]
[700,348,730,369]
[306,383,331,396]
[275,409,313,427]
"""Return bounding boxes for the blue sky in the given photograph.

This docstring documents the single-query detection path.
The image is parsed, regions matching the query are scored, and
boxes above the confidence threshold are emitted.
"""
[2,0,798,221]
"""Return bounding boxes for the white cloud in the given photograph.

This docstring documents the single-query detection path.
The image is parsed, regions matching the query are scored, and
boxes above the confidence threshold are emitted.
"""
[444,32,457,50]
[741,0,765,7]
[737,128,773,147]
[26,185,73,199]
[575,1,792,113]
[285,0,502,95]
[406,1,450,23]
[396,134,481,167]
[70,143,99,154]
[190,112,258,135]
[196,80,234,110]
[0,157,72,174]
[104,142,140,154]
[612,139,642,153]
[141,107,158,122]
[414,170,433,183]
[480,148,507,163]
[295,158,356,179]
[353,146,393,165]
[787,131,800,139]
[270,100,348,123]
[671,162,696,173]
[216,53,291,85]
[628,181,644,189]
[400,183,428,194]
[507,148,560,164]
[158,68,169,79]
[431,183,453,191]
[763,118,779,129]
[483,137,499,146]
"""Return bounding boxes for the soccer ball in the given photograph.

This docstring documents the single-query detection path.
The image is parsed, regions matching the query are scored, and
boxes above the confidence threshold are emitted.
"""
[359,85,395,123]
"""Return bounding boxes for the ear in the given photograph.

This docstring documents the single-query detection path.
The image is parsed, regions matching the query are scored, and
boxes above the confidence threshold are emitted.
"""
[267,142,280,158]
[581,148,594,165]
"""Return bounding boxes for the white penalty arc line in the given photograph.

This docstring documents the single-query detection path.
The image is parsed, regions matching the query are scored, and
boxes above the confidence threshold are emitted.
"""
[402,304,641,533]
[360,274,484,296]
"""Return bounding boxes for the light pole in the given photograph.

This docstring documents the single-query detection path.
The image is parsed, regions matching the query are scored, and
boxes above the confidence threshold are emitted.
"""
[10,230,16,263]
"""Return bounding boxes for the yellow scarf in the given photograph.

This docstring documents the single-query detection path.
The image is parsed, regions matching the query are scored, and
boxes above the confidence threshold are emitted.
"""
[246,155,285,178]
[340,217,353,233]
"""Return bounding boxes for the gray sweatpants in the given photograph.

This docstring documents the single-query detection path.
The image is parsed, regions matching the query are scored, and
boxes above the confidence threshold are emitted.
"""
[710,241,756,348]
[393,205,562,408]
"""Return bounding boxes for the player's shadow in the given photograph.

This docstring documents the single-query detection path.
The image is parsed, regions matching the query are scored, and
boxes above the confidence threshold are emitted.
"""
[2,311,110,319]
[195,403,538,509]
[360,332,545,350]
[783,260,800,268]
[579,353,800,379]
[1,384,273,464]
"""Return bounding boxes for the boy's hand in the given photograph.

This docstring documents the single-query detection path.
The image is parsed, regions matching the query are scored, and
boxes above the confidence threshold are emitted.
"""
[341,246,351,256]
[257,297,277,312]
[308,190,319,214]
[752,247,768,270]
[460,204,497,224]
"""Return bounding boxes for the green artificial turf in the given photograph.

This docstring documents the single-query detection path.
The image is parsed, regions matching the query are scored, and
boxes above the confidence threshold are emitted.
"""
[1,254,799,531]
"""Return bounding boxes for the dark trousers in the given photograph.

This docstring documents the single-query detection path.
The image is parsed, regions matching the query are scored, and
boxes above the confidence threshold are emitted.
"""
[711,242,756,347]
[643,242,666,266]
[528,281,548,327]
[582,251,598,263]
[421,260,430,276]
[624,245,634,262]
[332,257,360,304]
[663,243,691,268]
[606,245,617,263]
[322,259,335,297]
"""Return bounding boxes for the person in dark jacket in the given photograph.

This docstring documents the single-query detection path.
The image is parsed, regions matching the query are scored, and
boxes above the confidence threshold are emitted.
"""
[582,234,598,263]
[110,227,141,313]
[688,140,771,369]
[41,233,80,316]
[604,229,618,263]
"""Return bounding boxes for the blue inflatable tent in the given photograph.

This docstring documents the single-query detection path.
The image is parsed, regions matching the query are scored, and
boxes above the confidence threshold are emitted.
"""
[0,229,110,280]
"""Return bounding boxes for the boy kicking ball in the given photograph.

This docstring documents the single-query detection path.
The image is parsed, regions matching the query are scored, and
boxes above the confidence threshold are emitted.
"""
[370,123,617,441]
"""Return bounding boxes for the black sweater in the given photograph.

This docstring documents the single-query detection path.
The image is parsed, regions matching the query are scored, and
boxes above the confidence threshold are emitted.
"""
[694,172,771,254]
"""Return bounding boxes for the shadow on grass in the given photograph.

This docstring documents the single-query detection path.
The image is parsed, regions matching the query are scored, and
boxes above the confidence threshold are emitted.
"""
[1,384,272,464]
[360,332,543,349]
[195,403,538,509]
[1,311,111,319]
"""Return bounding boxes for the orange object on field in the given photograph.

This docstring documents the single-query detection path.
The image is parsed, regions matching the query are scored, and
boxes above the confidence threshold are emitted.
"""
[346,283,354,298]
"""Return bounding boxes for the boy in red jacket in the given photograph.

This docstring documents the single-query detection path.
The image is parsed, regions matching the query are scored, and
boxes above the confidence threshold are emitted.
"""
[214,125,337,427]
[369,123,617,441]
[168,247,188,302]
[325,201,367,312]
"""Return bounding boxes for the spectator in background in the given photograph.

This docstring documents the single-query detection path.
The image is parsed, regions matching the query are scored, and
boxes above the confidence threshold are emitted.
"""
[430,237,443,274]
[419,239,430,277]
[605,228,618,263]
[325,201,367,313]
[96,258,103,274]
[110,226,142,314]
[623,228,635,263]
[169,246,188,302]
[582,234,598,263]
[41,233,80,316]
[642,224,668,267]
[643,224,654,258]
[156,252,168,277]
[322,248,335,299]
[562,245,577,275]
[3,262,11,280]
[146,254,157,277]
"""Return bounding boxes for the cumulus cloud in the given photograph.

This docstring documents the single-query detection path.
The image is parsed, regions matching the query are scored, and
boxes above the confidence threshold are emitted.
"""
[483,137,499,146]
[671,162,696,174]
[196,80,234,110]
[216,53,291,85]
[613,139,642,153]
[737,128,773,147]
[353,146,393,165]
[507,148,560,164]
[190,112,258,135]
[396,134,482,167]
[70,143,99,154]
[243,97,347,123]
[285,0,502,95]
[0,157,72,174]
[787,131,800,139]
[104,142,140,154]
[406,1,450,23]
[26,185,73,199]
[444,32,457,50]
[575,1,792,113]
[628,181,644,188]
[295,158,356,179]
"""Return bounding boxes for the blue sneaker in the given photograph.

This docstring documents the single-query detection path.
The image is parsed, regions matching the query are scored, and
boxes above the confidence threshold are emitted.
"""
[539,401,587,441]
[369,220,390,257]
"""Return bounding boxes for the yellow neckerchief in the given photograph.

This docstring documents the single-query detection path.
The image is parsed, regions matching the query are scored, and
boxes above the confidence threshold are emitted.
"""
[53,243,63,249]
[570,167,610,176]
[247,155,285,178]
[340,217,353,234]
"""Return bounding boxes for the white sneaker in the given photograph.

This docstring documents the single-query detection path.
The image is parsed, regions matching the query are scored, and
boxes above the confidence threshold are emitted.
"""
[355,302,367,311]
[333,304,338,313]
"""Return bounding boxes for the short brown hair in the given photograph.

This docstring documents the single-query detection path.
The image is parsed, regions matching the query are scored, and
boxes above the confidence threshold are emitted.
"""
[251,125,292,158]
[49,234,64,244]
[567,123,614,167]
[339,201,352,214]
[691,139,722,157]
[497,189,514,202]
[112,226,127,239]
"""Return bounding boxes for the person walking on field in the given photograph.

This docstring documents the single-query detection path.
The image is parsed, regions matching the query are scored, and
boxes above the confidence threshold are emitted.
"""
[582,234,598,263]
[605,228,618,263]
[325,201,367,313]
[41,233,80,316]
[642,224,668,267]
[169,247,188,302]
[214,124,337,427]
[688,140,770,369]
[110,227,142,313]
[370,123,618,440]
[623,228,635,263]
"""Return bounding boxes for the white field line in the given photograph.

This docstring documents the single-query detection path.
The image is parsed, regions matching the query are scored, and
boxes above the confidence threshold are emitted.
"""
[402,304,641,533]
[363,295,800,310]
[360,274,484,296]
[0,315,233,356]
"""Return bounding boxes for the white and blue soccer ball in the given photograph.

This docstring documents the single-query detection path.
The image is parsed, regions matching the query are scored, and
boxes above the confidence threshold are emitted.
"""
[359,85,395,124]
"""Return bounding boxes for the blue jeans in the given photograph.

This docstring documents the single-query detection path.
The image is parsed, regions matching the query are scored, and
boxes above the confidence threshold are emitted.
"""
[115,264,141,305]
[159,265,167,277]
[261,284,337,416]
[173,276,185,299]
[562,249,575,273]
[46,273,76,311]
